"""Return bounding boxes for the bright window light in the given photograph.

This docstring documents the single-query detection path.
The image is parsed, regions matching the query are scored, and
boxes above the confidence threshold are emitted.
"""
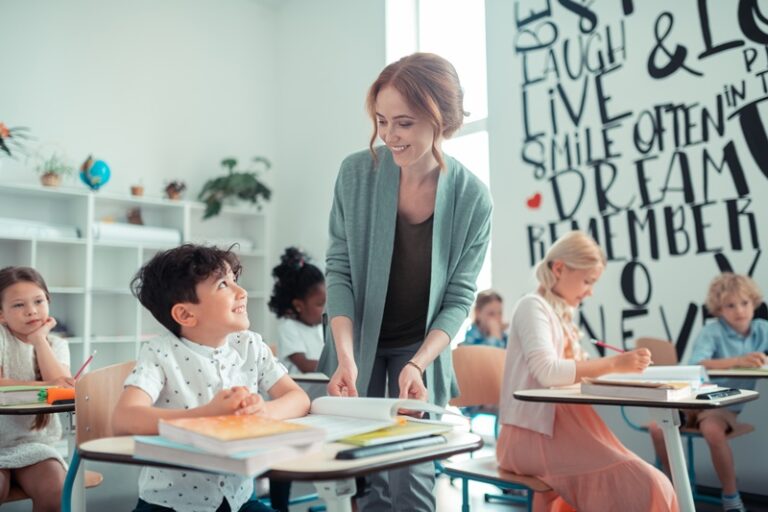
[386,0,418,63]
[385,0,492,308]
[418,0,488,122]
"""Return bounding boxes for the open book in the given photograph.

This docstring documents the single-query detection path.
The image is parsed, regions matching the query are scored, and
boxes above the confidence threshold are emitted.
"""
[158,414,325,455]
[287,396,456,442]
[133,435,313,476]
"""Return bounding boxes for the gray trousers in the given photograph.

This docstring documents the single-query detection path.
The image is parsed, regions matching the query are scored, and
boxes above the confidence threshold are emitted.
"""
[357,342,436,512]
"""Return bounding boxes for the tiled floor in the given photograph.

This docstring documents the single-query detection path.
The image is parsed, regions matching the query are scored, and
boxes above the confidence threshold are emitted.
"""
[3,462,766,511]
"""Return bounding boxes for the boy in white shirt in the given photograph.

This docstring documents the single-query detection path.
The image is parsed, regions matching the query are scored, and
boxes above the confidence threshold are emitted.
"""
[113,244,310,512]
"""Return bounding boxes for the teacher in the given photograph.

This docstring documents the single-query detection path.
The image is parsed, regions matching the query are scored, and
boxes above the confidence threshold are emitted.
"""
[317,52,493,511]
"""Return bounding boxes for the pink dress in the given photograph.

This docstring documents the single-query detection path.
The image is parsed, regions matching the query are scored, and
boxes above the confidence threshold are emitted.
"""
[497,404,678,511]
[497,295,678,512]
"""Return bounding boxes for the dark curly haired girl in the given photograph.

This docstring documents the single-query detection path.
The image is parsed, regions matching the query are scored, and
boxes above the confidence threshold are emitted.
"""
[268,247,326,373]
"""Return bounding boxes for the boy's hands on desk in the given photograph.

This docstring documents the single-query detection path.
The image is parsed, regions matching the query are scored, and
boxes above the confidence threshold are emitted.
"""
[203,387,253,416]
[612,348,652,373]
[234,390,268,416]
[734,352,767,368]
[204,386,269,416]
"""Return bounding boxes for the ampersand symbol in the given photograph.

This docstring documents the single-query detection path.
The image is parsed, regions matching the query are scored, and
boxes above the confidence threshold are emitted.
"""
[647,12,703,79]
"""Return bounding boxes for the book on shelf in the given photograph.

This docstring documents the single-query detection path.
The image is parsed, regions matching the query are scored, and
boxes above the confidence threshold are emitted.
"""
[288,396,456,442]
[580,378,694,401]
[158,414,325,456]
[0,385,50,406]
[133,435,313,477]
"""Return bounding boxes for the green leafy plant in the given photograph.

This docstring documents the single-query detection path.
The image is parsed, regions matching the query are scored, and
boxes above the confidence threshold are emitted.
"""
[198,156,272,219]
[0,122,31,158]
[35,152,74,177]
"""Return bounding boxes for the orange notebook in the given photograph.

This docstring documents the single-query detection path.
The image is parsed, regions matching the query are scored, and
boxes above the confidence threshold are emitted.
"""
[159,415,325,455]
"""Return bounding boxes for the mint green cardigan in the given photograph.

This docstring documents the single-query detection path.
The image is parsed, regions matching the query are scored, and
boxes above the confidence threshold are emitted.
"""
[317,147,493,407]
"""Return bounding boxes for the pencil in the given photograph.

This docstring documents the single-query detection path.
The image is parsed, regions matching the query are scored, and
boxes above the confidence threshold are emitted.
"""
[590,339,625,354]
[74,350,97,380]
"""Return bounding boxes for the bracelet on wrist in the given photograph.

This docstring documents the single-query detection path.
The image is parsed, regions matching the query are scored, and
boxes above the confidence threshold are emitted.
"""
[406,360,425,375]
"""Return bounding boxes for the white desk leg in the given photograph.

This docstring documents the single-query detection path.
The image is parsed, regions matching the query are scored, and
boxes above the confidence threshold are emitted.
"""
[649,408,695,512]
[71,463,86,512]
[65,411,86,512]
[314,478,356,512]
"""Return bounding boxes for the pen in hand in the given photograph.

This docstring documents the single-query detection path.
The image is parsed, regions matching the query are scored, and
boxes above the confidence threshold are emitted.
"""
[591,339,655,366]
[591,339,625,354]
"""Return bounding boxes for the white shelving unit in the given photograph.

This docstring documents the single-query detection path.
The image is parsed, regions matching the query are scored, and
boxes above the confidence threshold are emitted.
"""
[0,183,271,371]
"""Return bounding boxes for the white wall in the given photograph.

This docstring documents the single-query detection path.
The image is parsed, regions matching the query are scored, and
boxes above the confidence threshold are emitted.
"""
[272,0,385,265]
[486,0,768,493]
[0,0,278,200]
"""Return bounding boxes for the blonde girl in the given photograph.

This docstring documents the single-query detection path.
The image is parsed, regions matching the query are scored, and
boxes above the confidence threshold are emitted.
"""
[496,231,678,512]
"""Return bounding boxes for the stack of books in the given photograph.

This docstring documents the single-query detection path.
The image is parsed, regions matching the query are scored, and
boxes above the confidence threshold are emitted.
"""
[133,415,325,476]
[132,397,458,475]
[288,396,456,445]
[580,365,708,401]
[0,385,53,406]
[580,378,694,400]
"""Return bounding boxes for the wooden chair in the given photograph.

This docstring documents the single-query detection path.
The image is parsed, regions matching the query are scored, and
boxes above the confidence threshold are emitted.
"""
[442,345,551,512]
[621,338,754,506]
[61,361,136,512]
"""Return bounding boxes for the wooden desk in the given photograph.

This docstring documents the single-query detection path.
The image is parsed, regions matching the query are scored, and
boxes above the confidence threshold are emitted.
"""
[76,431,483,512]
[514,387,759,512]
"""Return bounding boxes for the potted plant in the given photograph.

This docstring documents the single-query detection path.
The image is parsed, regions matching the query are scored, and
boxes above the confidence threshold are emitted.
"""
[198,156,272,219]
[36,152,74,187]
[0,122,31,159]
[165,180,187,200]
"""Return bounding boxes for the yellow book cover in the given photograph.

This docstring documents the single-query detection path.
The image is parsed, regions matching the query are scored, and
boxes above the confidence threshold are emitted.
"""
[159,415,325,455]
[340,420,452,447]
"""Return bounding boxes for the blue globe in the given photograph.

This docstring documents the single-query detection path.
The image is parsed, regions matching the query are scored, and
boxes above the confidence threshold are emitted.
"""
[80,159,111,190]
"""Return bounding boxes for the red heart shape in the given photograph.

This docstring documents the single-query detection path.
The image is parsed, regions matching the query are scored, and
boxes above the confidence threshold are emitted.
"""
[526,192,542,209]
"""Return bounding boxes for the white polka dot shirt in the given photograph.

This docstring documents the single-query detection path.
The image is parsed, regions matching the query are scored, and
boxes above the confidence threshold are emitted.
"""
[124,331,287,511]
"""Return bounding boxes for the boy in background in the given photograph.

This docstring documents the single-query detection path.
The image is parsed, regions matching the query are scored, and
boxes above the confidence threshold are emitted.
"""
[113,244,310,512]
[652,272,767,512]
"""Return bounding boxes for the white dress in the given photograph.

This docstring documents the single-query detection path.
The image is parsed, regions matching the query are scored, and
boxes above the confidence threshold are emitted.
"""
[0,324,69,469]
[276,318,324,374]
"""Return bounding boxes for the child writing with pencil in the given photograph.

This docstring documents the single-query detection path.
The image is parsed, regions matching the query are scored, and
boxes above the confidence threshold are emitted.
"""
[0,266,74,511]
[497,231,678,512]
[113,245,310,512]
[650,272,767,512]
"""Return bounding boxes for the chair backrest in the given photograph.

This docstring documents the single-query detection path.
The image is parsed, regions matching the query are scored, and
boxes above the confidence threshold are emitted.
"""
[75,361,135,445]
[449,345,506,408]
[635,337,678,365]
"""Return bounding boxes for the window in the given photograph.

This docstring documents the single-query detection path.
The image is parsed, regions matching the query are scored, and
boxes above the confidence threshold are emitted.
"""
[386,0,491,294]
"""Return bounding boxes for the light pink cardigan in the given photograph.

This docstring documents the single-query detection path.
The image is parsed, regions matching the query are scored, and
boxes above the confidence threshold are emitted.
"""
[499,293,577,437]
